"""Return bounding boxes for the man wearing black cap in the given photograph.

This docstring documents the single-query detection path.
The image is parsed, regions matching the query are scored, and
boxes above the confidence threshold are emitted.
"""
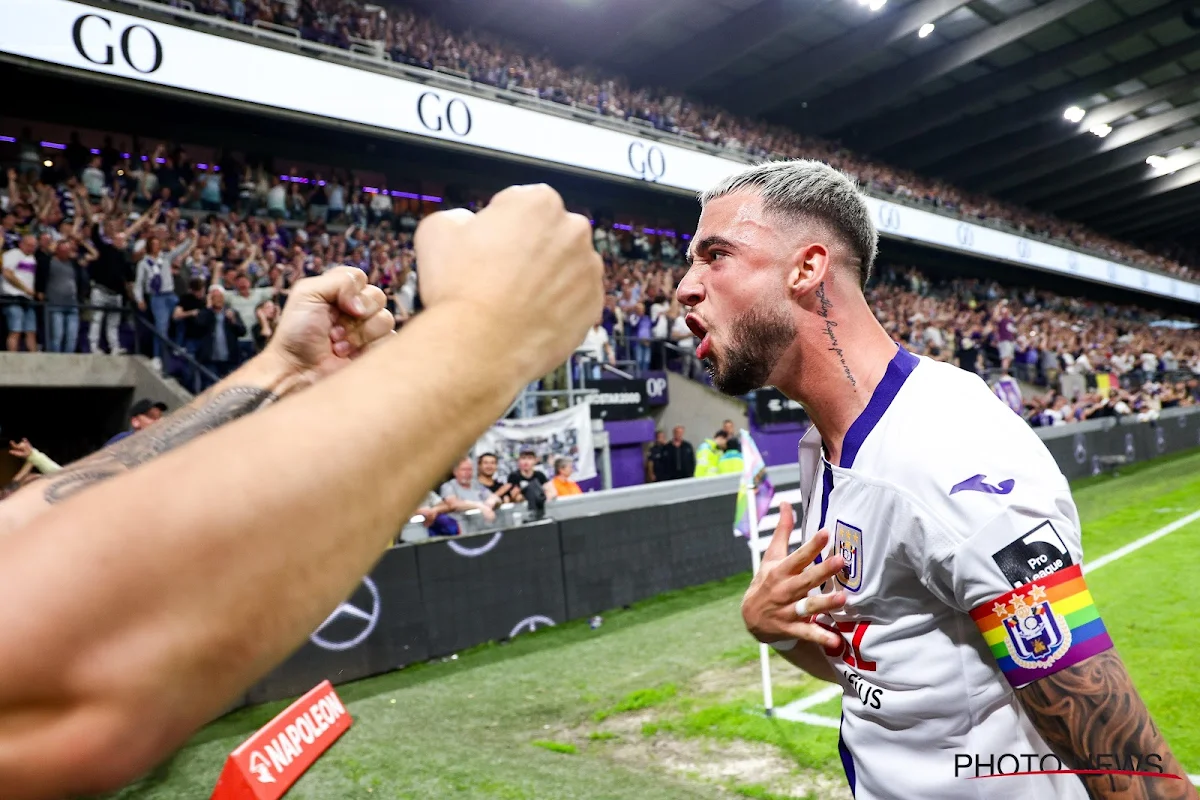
[104,398,168,445]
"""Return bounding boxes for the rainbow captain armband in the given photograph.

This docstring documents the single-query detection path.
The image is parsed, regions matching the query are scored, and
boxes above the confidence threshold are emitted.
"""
[971,564,1114,688]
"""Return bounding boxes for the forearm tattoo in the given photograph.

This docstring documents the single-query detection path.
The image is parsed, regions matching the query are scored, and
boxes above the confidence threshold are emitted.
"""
[1016,650,1195,799]
[43,387,278,505]
[815,282,856,388]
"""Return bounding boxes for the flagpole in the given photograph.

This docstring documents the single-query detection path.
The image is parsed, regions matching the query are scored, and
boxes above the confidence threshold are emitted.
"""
[745,474,775,717]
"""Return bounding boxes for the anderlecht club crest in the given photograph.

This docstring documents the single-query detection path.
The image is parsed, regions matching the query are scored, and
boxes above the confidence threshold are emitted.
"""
[994,583,1071,670]
[834,520,863,592]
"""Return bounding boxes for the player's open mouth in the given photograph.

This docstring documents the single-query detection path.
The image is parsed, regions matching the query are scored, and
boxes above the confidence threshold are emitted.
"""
[685,314,711,360]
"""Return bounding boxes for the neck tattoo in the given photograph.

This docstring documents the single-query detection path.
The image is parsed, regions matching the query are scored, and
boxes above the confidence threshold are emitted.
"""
[815,282,857,388]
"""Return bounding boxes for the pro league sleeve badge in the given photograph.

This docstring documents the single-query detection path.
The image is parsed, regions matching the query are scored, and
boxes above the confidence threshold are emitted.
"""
[991,521,1073,589]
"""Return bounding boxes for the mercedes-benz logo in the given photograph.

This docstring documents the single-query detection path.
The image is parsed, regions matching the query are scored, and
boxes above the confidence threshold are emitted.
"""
[1016,239,1031,260]
[509,615,556,638]
[955,222,974,248]
[877,204,901,232]
[1155,426,1165,453]
[1180,414,1188,429]
[447,531,503,558]
[1091,454,1102,476]
[1073,434,1087,464]
[310,577,380,651]
[1124,432,1136,460]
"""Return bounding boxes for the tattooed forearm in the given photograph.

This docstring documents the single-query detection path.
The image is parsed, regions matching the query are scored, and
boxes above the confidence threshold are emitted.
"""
[43,387,278,505]
[814,282,856,387]
[1016,650,1196,800]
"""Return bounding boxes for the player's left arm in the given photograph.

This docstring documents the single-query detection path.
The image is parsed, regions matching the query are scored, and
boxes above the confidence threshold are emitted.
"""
[920,473,1197,800]
[1016,652,1197,800]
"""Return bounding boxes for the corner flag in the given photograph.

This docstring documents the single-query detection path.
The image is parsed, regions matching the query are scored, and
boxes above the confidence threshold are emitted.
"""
[733,430,775,539]
[733,430,779,715]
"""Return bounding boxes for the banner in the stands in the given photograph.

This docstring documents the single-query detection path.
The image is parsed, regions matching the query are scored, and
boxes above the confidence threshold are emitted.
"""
[474,404,597,482]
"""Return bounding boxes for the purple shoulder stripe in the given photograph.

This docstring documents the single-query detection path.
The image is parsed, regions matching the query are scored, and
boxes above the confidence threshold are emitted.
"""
[839,345,919,469]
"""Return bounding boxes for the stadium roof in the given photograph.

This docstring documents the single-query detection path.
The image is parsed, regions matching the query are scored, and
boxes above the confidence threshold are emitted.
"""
[417,0,1200,245]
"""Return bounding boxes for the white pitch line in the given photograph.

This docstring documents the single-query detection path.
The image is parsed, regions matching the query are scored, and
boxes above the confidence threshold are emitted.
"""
[1083,508,1200,573]
[777,710,842,728]
[774,685,843,726]
[782,684,841,712]
[775,507,1200,724]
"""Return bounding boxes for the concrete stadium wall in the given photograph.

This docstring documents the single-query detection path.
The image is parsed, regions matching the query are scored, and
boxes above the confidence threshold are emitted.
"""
[0,353,192,467]
[655,372,748,443]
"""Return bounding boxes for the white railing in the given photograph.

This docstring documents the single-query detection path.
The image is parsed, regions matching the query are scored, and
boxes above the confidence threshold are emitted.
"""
[250,19,300,39]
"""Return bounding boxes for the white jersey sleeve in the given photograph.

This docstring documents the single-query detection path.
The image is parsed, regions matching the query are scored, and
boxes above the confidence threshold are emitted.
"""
[896,364,1113,689]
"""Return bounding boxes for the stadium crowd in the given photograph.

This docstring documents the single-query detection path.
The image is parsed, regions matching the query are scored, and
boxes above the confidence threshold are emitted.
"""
[2,132,1197,429]
[872,266,1200,426]
[155,0,1198,280]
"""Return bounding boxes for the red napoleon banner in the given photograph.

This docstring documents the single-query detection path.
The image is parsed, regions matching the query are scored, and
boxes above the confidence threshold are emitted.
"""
[211,680,352,800]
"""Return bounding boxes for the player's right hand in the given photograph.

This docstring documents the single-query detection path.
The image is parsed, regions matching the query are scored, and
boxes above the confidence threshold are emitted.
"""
[741,502,848,649]
[414,184,604,381]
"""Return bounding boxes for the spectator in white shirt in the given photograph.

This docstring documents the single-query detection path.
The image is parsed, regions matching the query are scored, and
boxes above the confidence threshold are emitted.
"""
[668,296,704,379]
[1140,350,1159,376]
[370,184,394,225]
[326,176,346,222]
[225,272,276,362]
[660,236,679,263]
[265,177,287,219]
[922,323,945,354]
[1074,351,1093,375]
[579,317,615,379]
[81,156,107,201]
[2,235,38,352]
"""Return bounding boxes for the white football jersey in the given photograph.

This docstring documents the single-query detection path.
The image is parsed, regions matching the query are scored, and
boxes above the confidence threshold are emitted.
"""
[796,346,1111,800]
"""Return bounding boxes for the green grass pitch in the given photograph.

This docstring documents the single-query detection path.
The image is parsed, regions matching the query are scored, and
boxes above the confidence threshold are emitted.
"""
[104,447,1200,799]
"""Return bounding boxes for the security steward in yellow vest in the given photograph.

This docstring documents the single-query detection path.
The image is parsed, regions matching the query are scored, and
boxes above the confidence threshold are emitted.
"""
[694,431,728,477]
[716,436,744,476]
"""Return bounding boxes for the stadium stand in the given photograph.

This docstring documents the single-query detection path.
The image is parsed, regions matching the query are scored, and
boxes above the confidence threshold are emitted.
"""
[2,2,1200,784]
[144,0,1200,281]
[2,126,1196,433]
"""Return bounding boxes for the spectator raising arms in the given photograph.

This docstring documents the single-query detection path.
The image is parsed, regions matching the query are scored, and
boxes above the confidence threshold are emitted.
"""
[252,299,279,352]
[194,285,245,385]
[35,237,95,353]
